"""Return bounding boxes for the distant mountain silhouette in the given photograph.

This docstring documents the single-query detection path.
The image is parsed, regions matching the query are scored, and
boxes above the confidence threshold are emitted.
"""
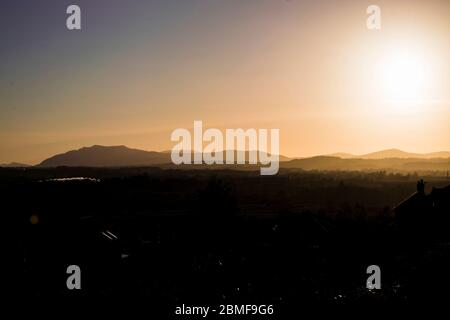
[38,145,171,167]
[0,162,30,168]
[283,156,450,172]
[30,145,450,170]
[205,150,291,162]
[328,149,450,159]
[328,152,356,159]
[37,145,291,167]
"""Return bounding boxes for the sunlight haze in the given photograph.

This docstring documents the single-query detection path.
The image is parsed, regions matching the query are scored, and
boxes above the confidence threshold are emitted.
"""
[1,0,449,164]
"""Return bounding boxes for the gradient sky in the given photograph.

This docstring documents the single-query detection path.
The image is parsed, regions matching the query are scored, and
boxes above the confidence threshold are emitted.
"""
[1,0,449,164]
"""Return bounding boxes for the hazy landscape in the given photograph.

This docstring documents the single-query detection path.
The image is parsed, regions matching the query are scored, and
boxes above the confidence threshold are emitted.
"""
[6,0,449,312]
[4,145,450,175]
[14,153,450,307]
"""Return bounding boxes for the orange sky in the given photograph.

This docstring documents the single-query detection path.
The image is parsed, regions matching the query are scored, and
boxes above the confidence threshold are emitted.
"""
[1,0,449,164]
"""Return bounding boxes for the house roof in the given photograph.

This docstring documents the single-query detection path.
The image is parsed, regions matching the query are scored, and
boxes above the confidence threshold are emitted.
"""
[394,191,430,213]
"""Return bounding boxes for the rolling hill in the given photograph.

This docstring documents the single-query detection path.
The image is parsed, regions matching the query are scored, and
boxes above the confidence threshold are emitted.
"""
[282,156,450,172]
[15,145,449,172]
[328,149,450,159]
[0,162,31,168]
[37,145,291,167]
[38,145,171,167]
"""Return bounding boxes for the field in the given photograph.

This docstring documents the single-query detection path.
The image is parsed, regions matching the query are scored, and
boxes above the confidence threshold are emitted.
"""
[12,167,450,310]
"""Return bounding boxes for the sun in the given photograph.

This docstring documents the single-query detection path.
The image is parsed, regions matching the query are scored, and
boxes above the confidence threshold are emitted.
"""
[377,50,431,101]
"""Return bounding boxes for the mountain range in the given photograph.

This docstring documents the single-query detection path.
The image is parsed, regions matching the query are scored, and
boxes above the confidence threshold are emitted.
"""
[37,145,290,167]
[328,149,450,159]
[38,145,170,167]
[283,156,450,172]
[2,145,449,172]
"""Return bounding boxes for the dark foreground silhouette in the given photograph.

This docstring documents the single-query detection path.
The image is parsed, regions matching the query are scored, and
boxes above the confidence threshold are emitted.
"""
[11,167,450,312]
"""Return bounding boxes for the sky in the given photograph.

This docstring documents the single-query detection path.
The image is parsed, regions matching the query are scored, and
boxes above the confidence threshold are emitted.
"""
[1,0,449,164]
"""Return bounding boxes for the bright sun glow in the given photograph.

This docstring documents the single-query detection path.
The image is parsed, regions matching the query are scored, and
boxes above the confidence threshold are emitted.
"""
[378,50,431,101]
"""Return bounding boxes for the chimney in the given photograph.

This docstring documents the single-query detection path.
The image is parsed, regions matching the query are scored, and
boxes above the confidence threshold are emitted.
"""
[417,179,425,194]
